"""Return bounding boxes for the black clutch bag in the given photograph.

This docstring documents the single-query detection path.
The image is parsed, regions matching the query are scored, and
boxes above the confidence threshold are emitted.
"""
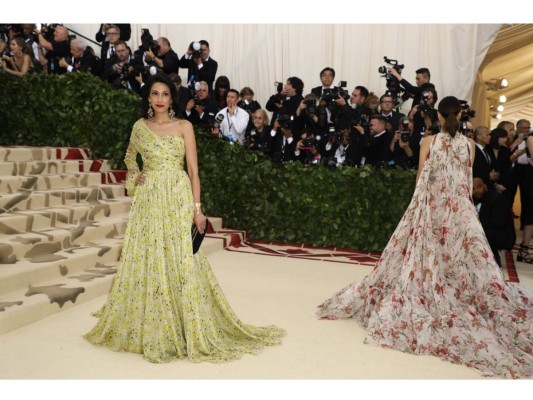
[191,218,208,254]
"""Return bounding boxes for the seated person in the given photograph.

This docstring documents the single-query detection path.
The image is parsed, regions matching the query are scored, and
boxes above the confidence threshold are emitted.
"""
[244,109,271,154]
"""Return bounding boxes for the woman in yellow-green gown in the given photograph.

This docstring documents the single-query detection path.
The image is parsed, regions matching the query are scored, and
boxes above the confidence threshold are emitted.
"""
[84,74,285,363]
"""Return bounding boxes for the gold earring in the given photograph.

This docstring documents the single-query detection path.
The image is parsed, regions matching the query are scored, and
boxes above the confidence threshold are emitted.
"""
[147,106,154,119]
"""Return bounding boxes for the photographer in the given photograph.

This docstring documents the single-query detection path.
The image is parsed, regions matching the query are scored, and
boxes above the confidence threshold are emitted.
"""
[144,37,179,75]
[388,66,435,110]
[179,40,218,93]
[238,86,261,129]
[295,93,327,138]
[294,131,322,165]
[99,25,122,63]
[408,88,439,138]
[270,114,298,164]
[322,123,359,168]
[334,85,372,130]
[361,114,392,167]
[266,77,304,129]
[379,93,405,133]
[59,38,102,76]
[35,25,70,74]
[244,109,271,154]
[102,41,141,94]
[168,73,191,118]
[215,89,249,144]
[389,117,417,169]
[184,81,218,127]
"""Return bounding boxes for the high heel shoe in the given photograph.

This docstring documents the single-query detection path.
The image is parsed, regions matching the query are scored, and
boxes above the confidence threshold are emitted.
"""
[517,243,533,263]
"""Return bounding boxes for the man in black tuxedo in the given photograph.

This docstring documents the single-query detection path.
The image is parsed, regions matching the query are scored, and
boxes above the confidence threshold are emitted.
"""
[473,177,516,267]
[179,40,218,93]
[311,67,335,97]
[379,93,405,132]
[59,38,102,76]
[473,125,499,186]
[98,25,124,64]
[102,41,141,94]
[362,115,392,167]
[270,115,298,164]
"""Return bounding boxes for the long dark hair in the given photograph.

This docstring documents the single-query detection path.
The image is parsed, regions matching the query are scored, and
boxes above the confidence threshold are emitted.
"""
[139,73,180,119]
[437,96,461,137]
[489,128,508,149]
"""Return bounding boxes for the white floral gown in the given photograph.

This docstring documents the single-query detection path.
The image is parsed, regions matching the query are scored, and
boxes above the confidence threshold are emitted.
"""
[317,133,533,378]
[85,119,285,363]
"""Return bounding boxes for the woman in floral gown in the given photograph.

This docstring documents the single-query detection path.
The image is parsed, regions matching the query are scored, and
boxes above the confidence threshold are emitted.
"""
[317,96,533,378]
[85,74,285,363]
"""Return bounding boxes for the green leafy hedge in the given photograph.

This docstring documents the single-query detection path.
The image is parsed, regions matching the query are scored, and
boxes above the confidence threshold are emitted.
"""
[0,73,416,250]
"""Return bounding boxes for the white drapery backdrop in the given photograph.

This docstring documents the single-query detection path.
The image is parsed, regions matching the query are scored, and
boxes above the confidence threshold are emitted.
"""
[66,24,500,117]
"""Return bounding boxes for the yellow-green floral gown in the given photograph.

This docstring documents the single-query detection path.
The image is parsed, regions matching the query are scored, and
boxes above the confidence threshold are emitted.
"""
[84,119,285,363]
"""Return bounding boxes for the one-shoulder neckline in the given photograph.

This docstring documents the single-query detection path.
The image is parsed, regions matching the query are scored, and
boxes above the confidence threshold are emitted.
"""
[141,119,185,140]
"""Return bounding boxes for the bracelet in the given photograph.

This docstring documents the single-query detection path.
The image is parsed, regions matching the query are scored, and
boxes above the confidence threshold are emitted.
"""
[194,203,202,215]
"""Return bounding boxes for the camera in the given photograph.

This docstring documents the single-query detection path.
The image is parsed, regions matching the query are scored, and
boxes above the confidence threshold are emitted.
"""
[419,91,432,113]
[459,100,476,122]
[378,56,404,105]
[188,41,202,59]
[271,81,286,104]
[400,118,410,142]
[303,98,318,115]
[277,114,294,129]
[193,96,208,108]
[140,29,160,54]
[321,81,350,107]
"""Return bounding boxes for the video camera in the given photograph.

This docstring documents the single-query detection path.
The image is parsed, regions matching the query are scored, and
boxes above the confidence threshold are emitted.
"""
[303,98,319,115]
[378,56,405,106]
[140,29,160,54]
[39,23,61,42]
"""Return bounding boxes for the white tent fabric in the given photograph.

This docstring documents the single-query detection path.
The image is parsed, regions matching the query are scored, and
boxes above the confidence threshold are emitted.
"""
[67,24,501,118]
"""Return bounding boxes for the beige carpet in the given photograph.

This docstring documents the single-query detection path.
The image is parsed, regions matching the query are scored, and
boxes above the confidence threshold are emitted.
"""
[2,248,532,381]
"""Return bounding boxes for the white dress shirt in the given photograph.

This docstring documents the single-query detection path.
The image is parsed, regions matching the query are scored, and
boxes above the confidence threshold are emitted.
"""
[216,106,249,144]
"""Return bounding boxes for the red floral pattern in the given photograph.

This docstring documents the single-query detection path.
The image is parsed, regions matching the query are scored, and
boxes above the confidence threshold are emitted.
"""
[317,133,533,378]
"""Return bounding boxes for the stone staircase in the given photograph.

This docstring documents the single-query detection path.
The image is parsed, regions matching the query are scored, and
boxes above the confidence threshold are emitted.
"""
[0,146,228,335]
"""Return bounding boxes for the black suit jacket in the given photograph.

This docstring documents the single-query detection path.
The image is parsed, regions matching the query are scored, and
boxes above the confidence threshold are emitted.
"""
[362,131,392,166]
[473,145,496,185]
[477,189,516,251]
[271,132,298,163]
[179,56,218,92]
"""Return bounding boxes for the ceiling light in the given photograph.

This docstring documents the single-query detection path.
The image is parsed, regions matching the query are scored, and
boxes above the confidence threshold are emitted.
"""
[496,113,502,119]
[497,105,504,112]
[499,95,507,103]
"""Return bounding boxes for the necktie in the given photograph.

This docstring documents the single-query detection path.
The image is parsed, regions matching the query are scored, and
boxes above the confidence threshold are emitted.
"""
[483,148,491,164]
[110,46,115,58]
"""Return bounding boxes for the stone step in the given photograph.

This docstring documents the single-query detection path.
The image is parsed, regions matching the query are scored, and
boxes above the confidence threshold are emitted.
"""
[0,159,112,177]
[0,184,126,214]
[0,172,103,194]
[0,265,118,335]
[0,239,124,296]
[0,199,132,233]
[0,146,91,162]
[0,215,128,263]
[0,237,225,334]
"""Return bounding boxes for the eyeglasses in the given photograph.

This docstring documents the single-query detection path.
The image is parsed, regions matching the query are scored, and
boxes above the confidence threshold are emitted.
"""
[518,125,531,129]
[107,32,119,36]
[253,116,264,120]
[381,100,393,104]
